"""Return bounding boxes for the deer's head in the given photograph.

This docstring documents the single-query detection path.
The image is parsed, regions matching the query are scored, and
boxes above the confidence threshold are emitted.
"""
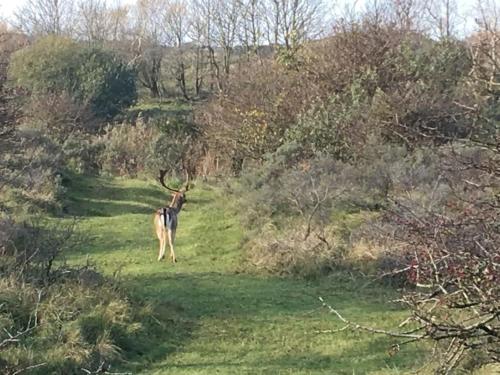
[158,169,190,211]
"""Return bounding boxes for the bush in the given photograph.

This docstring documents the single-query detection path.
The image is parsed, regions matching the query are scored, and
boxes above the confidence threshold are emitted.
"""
[62,133,105,175]
[20,92,97,142]
[232,138,447,276]
[99,117,194,177]
[9,36,136,119]
[248,223,341,278]
[286,80,370,161]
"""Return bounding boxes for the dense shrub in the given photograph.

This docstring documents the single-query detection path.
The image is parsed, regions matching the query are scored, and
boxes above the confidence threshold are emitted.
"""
[286,81,370,161]
[248,223,340,278]
[380,142,498,372]
[9,36,136,119]
[233,139,445,277]
[62,133,106,175]
[99,116,196,177]
[99,120,163,177]
[199,22,474,173]
[20,92,97,142]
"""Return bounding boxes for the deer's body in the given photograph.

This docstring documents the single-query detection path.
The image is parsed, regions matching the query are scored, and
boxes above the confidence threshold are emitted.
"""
[154,171,189,263]
[154,207,178,262]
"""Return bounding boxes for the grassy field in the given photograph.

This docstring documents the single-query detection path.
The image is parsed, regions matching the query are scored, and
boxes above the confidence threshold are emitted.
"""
[60,175,428,374]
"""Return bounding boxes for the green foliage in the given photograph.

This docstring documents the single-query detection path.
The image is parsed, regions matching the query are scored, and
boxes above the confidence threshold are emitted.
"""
[230,136,445,279]
[8,36,79,94]
[62,133,105,175]
[99,120,160,177]
[9,36,136,118]
[286,80,369,161]
[76,48,137,117]
[97,100,198,177]
[369,38,473,143]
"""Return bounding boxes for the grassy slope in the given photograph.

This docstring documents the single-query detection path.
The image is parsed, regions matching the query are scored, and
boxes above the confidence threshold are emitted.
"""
[61,175,427,374]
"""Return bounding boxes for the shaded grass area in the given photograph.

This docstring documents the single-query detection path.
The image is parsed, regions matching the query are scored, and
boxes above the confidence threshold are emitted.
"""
[61,175,427,374]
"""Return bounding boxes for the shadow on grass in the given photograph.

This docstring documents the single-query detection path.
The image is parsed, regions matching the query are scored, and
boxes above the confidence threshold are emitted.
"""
[118,271,424,373]
[263,336,423,373]
[159,337,422,373]
[121,297,199,372]
[63,174,166,217]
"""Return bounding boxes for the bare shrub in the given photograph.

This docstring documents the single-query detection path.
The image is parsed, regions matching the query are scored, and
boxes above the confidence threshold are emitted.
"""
[326,142,499,373]
[21,92,97,142]
[248,224,341,278]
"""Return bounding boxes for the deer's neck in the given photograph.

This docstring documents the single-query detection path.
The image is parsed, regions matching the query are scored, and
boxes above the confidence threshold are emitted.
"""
[169,195,184,212]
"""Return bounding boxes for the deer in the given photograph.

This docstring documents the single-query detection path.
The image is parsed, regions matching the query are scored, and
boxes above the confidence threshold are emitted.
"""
[154,169,190,263]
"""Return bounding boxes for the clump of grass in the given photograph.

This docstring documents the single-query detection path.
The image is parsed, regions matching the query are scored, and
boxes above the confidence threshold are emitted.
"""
[0,266,147,374]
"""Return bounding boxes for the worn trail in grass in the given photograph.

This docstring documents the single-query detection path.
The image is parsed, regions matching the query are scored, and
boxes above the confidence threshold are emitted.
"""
[63,175,426,374]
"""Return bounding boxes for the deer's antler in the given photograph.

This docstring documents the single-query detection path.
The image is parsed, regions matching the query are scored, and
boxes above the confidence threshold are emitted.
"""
[158,169,181,193]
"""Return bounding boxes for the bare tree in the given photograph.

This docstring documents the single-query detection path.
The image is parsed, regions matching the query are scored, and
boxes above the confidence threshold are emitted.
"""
[265,0,324,50]
[239,0,267,57]
[133,0,170,97]
[107,4,132,42]
[211,0,242,87]
[75,0,132,43]
[190,0,217,93]
[424,0,460,39]
[163,0,192,98]
[14,0,75,36]
[387,0,426,31]
[75,0,111,42]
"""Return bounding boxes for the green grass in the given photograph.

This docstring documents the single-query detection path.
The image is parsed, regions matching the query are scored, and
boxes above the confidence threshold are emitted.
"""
[126,99,193,123]
[59,175,427,374]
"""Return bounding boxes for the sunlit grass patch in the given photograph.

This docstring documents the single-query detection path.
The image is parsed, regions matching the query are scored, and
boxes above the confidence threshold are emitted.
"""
[57,175,429,374]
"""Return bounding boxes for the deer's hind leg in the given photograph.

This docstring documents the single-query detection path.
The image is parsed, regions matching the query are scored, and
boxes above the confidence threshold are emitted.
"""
[167,229,176,263]
[155,216,166,261]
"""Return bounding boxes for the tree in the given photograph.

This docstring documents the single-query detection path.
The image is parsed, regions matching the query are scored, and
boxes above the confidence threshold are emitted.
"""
[190,0,217,93]
[133,0,169,97]
[266,0,324,50]
[14,0,75,36]
[163,0,192,99]
[239,0,267,56]
[75,0,117,42]
[424,0,460,39]
[212,0,242,79]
